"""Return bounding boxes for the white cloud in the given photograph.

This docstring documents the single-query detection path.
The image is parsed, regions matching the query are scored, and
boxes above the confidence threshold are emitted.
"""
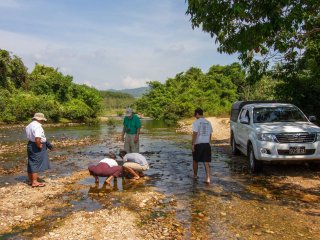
[0,1,238,90]
[121,76,150,89]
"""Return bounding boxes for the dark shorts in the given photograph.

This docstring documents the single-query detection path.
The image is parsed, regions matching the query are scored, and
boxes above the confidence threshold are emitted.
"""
[88,163,123,177]
[192,143,212,162]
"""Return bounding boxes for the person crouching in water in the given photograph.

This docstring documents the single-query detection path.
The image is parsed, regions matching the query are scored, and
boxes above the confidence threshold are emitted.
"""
[88,152,140,184]
[119,150,149,177]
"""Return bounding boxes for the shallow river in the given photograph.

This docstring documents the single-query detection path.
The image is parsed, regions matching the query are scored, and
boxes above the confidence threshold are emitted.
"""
[0,120,319,239]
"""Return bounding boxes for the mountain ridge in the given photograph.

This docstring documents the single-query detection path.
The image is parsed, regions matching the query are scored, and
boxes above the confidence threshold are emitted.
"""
[108,87,149,98]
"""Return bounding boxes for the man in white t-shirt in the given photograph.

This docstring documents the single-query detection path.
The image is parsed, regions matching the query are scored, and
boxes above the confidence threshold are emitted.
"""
[191,108,213,184]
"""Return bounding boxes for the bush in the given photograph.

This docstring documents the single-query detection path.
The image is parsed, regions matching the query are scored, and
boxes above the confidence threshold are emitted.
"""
[0,91,62,123]
[136,65,239,122]
[62,99,93,121]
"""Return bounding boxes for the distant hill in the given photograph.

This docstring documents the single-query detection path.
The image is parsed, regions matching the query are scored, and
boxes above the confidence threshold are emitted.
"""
[108,87,149,98]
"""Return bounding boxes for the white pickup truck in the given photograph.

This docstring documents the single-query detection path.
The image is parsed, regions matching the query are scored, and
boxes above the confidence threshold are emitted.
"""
[230,101,320,172]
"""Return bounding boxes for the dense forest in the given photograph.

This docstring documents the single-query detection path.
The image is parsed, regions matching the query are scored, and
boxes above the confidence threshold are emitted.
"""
[0,49,102,123]
[2,45,319,125]
[135,63,278,124]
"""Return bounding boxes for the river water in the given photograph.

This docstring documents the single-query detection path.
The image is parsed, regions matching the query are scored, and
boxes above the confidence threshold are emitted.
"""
[0,120,319,239]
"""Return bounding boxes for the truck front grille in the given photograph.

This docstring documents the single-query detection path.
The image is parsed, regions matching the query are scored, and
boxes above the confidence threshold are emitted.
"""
[277,149,316,155]
[275,133,316,143]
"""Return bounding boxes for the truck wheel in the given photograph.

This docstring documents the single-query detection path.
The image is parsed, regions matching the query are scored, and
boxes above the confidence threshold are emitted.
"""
[231,133,240,155]
[247,144,263,173]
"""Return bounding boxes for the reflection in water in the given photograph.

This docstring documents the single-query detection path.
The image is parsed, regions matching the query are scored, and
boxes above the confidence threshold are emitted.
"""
[85,176,148,195]
[88,182,117,196]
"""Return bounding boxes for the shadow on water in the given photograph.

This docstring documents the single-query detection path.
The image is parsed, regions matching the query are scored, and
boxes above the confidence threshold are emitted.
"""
[1,119,320,239]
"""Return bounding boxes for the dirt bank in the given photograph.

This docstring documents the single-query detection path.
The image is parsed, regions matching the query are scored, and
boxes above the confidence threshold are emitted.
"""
[177,117,230,144]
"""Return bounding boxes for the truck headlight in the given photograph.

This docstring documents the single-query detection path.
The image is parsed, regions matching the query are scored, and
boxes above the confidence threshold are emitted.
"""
[257,133,277,142]
[316,132,320,141]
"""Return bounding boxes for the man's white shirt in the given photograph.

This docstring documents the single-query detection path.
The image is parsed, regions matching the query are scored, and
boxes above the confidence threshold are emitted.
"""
[26,121,47,143]
[192,118,213,144]
[99,158,118,167]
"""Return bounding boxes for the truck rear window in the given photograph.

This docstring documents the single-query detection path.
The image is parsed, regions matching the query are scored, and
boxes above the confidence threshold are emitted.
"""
[253,107,308,123]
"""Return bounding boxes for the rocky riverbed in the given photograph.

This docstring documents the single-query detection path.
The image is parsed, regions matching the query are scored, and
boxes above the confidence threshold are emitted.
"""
[0,121,319,239]
[0,171,183,239]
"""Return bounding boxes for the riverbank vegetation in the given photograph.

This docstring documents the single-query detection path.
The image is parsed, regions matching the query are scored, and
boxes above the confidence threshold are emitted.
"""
[135,1,320,124]
[0,49,102,123]
[100,91,135,116]
[135,63,278,124]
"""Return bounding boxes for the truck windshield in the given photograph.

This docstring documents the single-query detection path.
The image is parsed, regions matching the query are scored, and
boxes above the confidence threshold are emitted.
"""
[253,107,308,123]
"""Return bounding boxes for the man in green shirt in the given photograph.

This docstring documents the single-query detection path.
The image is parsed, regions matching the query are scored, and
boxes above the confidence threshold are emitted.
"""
[121,107,141,153]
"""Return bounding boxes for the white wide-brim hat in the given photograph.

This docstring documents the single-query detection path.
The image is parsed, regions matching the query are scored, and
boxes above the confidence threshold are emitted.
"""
[32,113,47,121]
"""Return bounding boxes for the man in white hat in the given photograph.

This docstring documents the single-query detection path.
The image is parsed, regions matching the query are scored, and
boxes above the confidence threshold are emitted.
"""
[121,107,141,153]
[25,113,53,187]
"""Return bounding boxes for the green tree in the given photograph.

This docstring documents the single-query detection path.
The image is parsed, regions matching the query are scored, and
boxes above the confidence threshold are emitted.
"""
[0,49,28,90]
[136,64,239,123]
[28,64,73,102]
[275,41,320,116]
[186,1,320,117]
[0,90,61,123]
[62,99,93,121]
[0,50,103,123]
[72,84,102,117]
[186,0,320,79]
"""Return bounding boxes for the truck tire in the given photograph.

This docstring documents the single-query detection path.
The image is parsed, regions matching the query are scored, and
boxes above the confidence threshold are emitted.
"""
[231,133,240,155]
[247,143,263,173]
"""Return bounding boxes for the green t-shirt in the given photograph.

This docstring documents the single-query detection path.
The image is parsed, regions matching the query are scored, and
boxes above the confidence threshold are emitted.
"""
[123,114,141,135]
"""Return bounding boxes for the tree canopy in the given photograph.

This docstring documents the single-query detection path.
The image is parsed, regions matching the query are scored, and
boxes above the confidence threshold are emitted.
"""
[186,0,320,118]
[135,64,244,124]
[187,0,320,75]
[0,49,102,123]
[0,49,28,90]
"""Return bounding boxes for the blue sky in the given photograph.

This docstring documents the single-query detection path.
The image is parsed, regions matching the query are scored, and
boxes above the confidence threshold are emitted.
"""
[0,0,237,90]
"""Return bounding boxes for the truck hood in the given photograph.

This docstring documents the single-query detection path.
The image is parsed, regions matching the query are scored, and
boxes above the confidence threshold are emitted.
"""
[254,122,320,134]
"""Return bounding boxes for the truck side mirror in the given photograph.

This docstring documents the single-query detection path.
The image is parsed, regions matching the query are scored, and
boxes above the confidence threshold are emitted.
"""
[309,116,317,122]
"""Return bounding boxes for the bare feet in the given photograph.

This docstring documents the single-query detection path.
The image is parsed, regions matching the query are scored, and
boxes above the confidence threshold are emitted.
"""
[32,182,45,188]
[204,178,210,184]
